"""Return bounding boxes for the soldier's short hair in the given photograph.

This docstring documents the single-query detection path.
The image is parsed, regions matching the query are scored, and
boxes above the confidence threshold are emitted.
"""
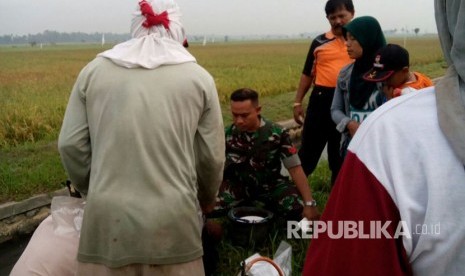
[230,88,259,106]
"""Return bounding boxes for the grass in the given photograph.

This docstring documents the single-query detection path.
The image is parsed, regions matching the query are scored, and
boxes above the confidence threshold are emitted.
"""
[0,141,67,203]
[215,226,310,275]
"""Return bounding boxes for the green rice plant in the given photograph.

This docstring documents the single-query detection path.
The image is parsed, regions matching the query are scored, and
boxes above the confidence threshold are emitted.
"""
[0,47,101,147]
[190,41,308,103]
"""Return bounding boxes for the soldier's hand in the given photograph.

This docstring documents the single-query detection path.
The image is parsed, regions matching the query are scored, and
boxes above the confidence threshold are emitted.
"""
[303,206,320,221]
[201,200,216,214]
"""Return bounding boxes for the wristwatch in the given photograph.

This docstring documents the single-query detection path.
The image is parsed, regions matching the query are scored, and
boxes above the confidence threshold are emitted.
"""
[305,199,317,207]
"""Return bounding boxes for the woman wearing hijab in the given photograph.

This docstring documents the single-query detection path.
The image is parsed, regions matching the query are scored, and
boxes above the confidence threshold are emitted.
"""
[330,16,386,157]
[302,1,465,275]
[58,0,225,275]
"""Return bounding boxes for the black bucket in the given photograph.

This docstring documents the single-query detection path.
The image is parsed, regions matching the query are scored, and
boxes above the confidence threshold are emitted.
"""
[227,207,274,247]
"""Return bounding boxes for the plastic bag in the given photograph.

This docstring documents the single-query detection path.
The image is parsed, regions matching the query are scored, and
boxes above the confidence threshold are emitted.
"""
[51,195,85,236]
[10,196,86,276]
[239,240,292,276]
[273,240,292,275]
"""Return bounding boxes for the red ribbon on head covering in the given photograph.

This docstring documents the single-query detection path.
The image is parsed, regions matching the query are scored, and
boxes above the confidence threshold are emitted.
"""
[139,0,170,29]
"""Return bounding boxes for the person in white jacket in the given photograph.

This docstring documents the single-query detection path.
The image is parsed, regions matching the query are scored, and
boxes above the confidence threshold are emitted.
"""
[58,0,225,274]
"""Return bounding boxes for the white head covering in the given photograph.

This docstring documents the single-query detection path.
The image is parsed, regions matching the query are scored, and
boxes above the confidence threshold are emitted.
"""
[434,0,465,165]
[98,0,195,69]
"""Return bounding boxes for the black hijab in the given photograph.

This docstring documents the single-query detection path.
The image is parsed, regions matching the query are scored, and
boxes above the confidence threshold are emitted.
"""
[343,16,386,109]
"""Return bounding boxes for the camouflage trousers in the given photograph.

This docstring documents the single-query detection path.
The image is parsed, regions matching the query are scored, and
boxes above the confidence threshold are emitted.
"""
[214,177,303,219]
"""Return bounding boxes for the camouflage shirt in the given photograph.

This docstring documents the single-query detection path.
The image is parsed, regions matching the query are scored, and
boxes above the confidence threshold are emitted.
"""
[223,117,301,193]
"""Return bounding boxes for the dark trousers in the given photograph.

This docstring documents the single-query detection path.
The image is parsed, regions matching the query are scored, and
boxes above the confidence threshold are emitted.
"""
[298,86,342,184]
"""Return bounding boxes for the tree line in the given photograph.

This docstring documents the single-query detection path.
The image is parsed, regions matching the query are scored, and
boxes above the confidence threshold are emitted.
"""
[1,28,424,46]
[0,30,131,46]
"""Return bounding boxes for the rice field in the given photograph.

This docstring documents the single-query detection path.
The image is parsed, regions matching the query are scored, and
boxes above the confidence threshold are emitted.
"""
[0,36,445,148]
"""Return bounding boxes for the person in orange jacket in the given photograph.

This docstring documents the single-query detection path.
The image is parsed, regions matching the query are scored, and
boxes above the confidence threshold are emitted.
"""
[363,43,433,101]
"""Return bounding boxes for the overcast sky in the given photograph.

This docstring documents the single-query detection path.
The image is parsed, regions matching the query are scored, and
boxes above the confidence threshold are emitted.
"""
[0,0,437,37]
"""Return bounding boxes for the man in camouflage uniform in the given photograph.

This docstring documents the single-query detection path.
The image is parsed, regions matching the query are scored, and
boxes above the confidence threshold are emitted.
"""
[215,88,319,221]
[202,88,319,275]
